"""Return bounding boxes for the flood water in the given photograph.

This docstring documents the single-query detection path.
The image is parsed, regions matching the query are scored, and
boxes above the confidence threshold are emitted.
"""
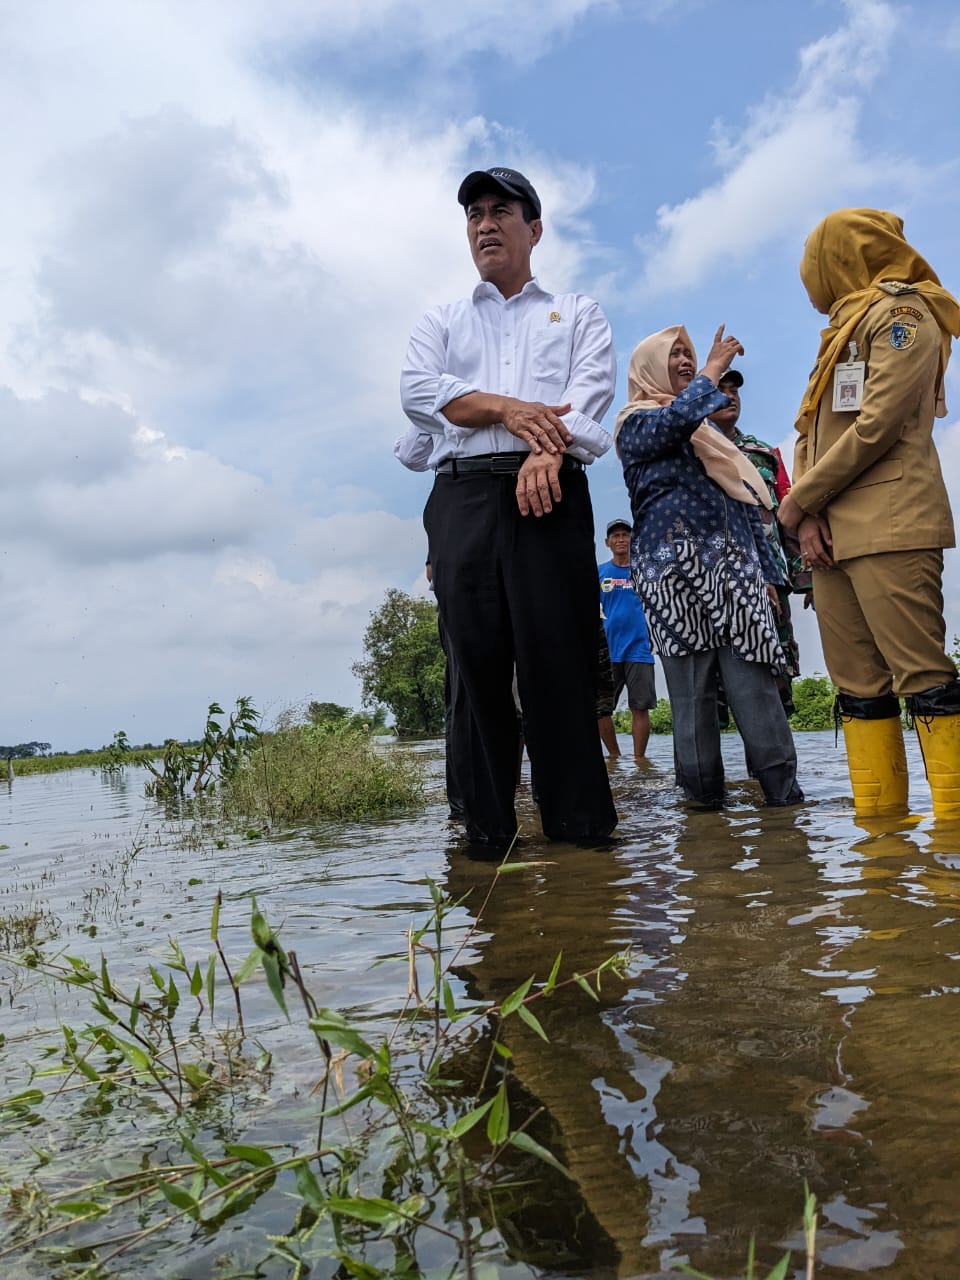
[2,732,960,1279]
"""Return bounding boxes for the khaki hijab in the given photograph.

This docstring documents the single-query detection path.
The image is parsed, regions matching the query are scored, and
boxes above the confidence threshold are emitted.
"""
[796,208,960,433]
[615,325,772,509]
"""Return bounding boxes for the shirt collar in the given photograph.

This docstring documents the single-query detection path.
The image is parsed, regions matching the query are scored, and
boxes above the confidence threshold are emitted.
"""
[472,276,551,303]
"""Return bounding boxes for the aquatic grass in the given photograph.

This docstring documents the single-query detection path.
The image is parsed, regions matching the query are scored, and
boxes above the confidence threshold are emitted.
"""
[0,872,629,1277]
[0,905,58,952]
[223,721,424,822]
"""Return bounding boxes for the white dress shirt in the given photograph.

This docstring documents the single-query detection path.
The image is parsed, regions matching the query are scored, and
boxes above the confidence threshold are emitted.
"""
[399,277,616,466]
[393,423,434,472]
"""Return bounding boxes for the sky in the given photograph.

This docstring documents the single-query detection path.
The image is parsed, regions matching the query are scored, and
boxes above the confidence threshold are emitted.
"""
[2,0,960,750]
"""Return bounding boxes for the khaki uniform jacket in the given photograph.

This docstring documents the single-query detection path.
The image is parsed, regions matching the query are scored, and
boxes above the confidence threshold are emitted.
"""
[791,287,955,561]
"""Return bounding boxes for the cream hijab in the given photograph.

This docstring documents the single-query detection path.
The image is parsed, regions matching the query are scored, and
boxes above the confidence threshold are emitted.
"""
[796,208,960,433]
[614,324,772,509]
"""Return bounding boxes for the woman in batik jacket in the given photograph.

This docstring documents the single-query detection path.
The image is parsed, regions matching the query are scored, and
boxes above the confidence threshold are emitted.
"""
[615,324,802,809]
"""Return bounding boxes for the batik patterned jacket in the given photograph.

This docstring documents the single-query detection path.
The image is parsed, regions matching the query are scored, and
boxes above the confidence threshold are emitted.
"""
[618,375,785,671]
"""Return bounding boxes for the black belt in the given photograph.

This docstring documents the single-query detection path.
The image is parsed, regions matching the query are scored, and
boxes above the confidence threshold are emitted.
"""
[435,452,583,476]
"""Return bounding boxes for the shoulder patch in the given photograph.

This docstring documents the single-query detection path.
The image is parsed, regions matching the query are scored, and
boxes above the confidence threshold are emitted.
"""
[890,305,923,321]
[890,319,918,350]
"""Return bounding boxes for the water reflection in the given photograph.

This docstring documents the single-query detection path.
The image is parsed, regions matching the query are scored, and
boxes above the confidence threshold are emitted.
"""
[2,736,959,1278]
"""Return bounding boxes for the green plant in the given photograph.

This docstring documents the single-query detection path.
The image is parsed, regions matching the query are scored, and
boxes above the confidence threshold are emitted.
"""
[99,729,141,776]
[0,871,630,1277]
[0,905,58,952]
[224,717,423,822]
[143,697,259,798]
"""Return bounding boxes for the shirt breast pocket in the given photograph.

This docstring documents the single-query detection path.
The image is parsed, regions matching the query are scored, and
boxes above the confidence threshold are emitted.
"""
[530,324,573,385]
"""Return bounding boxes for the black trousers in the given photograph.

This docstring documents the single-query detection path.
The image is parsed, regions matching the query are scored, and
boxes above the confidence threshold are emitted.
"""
[425,466,616,844]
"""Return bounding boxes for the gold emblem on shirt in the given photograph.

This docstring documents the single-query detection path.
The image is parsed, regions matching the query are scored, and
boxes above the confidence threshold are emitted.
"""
[890,305,923,321]
[549,311,561,323]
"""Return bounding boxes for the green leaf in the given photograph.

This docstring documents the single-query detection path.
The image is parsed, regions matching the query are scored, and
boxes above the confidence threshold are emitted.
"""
[486,1081,510,1146]
[500,975,534,1017]
[181,1063,212,1094]
[205,953,216,1015]
[517,1003,549,1041]
[166,973,180,1012]
[69,1053,102,1083]
[508,1130,573,1178]
[308,1009,376,1060]
[261,952,289,1019]
[544,951,563,994]
[189,962,203,998]
[225,1143,276,1168]
[56,1200,108,1218]
[156,1178,200,1219]
[294,1159,326,1210]
[573,972,599,1001]
[445,1098,494,1138]
[1,1088,44,1110]
[442,979,457,1022]
[99,955,113,999]
[333,1254,384,1279]
[148,965,166,992]
[250,896,274,951]
[234,947,262,985]
[327,1195,404,1227]
[109,1037,152,1073]
[211,891,221,941]
[764,1254,792,1280]
[492,1040,513,1060]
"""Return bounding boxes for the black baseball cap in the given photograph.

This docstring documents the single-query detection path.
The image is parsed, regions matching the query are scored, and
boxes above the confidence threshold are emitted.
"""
[606,518,632,535]
[718,368,744,388]
[457,168,542,218]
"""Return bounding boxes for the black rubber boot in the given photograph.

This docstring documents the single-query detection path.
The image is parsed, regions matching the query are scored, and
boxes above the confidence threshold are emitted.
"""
[905,677,960,721]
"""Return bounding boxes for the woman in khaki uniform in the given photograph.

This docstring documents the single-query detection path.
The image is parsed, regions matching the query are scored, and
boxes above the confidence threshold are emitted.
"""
[778,208,960,819]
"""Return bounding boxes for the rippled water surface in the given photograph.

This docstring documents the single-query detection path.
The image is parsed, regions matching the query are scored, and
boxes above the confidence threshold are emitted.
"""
[2,732,959,1279]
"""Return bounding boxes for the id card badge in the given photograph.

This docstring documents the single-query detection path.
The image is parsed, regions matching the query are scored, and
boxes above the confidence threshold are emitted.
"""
[832,360,864,412]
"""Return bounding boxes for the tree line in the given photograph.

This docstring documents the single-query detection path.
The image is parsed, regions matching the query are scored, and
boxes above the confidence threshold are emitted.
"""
[351,589,840,737]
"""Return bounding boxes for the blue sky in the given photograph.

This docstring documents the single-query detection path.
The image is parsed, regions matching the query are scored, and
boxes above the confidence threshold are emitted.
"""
[1,0,959,749]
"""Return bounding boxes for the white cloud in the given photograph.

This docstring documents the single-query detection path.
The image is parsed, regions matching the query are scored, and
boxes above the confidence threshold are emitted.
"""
[0,1,617,746]
[635,0,908,296]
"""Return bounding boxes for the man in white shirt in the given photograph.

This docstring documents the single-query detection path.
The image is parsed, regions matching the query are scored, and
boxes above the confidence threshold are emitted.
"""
[399,167,617,853]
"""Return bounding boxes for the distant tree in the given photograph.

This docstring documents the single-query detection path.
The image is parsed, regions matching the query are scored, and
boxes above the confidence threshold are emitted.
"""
[352,589,445,736]
[308,701,389,734]
[789,675,836,731]
[0,741,52,759]
[308,702,351,726]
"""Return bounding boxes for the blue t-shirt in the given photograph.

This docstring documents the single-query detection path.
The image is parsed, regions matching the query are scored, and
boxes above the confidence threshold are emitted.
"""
[598,559,653,663]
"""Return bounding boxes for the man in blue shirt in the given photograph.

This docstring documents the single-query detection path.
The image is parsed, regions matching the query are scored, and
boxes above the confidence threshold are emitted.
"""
[598,519,656,758]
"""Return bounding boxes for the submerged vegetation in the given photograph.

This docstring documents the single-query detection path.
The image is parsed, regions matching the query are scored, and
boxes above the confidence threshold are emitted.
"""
[0,877,630,1276]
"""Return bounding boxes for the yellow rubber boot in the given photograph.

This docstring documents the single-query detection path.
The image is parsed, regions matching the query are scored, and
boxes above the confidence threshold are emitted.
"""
[914,715,960,820]
[840,715,909,818]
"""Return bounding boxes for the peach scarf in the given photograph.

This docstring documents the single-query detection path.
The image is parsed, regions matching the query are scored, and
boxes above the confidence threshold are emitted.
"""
[614,324,771,509]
